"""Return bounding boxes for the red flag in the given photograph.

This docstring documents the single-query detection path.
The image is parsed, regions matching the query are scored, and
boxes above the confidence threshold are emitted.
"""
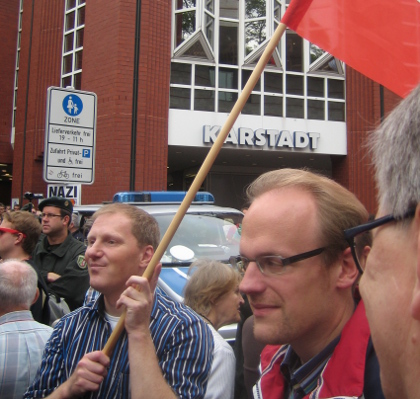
[282,0,420,98]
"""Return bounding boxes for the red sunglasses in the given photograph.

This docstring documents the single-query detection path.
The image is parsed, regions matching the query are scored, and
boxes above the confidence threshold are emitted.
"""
[0,227,27,238]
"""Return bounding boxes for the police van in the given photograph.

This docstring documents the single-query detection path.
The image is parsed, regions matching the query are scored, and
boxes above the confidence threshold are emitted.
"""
[74,191,244,343]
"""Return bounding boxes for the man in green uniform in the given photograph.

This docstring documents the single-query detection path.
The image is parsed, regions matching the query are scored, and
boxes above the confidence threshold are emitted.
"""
[32,197,88,310]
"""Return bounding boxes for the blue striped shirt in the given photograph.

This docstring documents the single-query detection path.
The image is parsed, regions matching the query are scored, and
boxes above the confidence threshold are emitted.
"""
[24,288,214,398]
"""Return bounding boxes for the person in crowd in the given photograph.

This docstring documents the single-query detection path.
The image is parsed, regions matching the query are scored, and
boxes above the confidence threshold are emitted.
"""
[32,196,89,310]
[69,212,84,242]
[241,315,265,399]
[13,203,20,211]
[344,83,420,399]
[0,202,5,222]
[0,259,53,399]
[21,202,35,213]
[81,216,93,245]
[184,259,244,399]
[0,211,48,323]
[230,168,384,399]
[233,295,265,399]
[25,202,214,399]
[233,295,253,399]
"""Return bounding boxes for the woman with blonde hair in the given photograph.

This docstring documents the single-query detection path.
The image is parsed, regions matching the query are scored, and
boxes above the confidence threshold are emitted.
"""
[184,259,244,399]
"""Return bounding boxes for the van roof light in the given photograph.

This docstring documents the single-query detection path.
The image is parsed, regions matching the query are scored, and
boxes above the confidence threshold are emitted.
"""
[112,191,215,204]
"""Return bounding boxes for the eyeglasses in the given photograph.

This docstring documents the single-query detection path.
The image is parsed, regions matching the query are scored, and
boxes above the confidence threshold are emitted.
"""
[41,213,62,219]
[0,227,27,238]
[229,247,325,276]
[344,208,416,275]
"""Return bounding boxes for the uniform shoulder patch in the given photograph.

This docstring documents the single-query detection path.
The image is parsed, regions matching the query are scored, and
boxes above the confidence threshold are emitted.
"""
[77,255,87,269]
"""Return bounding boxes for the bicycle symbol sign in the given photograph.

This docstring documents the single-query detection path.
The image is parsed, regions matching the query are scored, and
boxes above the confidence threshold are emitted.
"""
[57,170,69,179]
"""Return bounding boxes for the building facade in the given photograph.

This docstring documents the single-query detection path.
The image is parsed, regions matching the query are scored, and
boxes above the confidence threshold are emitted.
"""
[0,0,401,212]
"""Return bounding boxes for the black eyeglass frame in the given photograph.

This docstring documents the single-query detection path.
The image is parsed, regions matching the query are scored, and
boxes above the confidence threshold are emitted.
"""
[229,247,325,276]
[344,208,416,275]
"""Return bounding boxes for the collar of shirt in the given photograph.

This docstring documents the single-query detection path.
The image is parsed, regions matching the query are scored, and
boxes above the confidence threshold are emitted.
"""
[0,310,34,325]
[85,287,161,322]
[280,335,341,399]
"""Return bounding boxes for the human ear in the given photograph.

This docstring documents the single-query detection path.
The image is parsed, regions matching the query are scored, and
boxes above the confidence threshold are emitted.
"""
[138,245,155,274]
[335,247,359,289]
[31,288,40,305]
[410,205,420,320]
[358,246,371,271]
[15,232,25,245]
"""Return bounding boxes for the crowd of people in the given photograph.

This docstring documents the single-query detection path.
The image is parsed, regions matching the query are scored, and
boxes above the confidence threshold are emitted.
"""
[1,83,420,398]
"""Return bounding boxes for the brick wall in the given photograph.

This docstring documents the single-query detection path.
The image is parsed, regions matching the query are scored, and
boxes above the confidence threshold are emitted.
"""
[12,1,63,202]
[10,0,171,204]
[0,2,19,165]
[333,67,402,215]
[80,0,171,202]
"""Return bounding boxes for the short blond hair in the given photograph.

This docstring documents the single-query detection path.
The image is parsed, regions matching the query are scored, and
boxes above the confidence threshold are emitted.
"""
[246,168,369,266]
[92,203,160,249]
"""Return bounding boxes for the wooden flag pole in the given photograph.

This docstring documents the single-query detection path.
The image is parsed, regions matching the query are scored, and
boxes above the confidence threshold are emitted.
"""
[102,22,288,357]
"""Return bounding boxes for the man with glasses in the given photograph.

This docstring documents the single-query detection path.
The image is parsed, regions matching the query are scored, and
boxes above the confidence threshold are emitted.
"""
[230,168,384,399]
[32,196,89,310]
[344,84,420,399]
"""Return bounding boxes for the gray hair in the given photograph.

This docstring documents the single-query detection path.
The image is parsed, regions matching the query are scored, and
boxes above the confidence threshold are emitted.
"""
[0,259,38,312]
[369,84,420,218]
[71,212,80,228]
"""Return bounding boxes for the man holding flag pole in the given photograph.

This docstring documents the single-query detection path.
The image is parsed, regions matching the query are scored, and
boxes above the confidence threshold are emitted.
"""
[24,203,214,399]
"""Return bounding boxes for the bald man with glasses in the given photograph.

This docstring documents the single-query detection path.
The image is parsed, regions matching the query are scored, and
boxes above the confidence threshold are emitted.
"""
[230,168,384,399]
[32,197,89,311]
[344,84,420,399]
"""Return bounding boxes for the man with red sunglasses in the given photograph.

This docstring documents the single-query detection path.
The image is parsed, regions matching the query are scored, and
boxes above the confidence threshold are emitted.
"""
[0,211,46,322]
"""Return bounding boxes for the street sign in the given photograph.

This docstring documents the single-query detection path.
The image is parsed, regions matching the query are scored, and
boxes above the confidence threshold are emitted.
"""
[43,87,97,184]
[47,184,81,205]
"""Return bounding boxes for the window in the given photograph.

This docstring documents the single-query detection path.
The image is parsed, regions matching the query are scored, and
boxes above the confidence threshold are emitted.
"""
[170,0,345,121]
[61,0,86,89]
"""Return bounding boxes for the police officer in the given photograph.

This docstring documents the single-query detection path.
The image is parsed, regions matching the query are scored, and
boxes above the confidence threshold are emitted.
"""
[32,197,89,310]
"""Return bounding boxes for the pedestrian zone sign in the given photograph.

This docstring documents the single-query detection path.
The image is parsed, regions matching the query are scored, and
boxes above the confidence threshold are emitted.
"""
[43,87,97,184]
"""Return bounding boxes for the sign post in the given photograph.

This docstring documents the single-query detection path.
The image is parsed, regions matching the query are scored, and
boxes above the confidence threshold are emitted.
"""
[43,87,97,185]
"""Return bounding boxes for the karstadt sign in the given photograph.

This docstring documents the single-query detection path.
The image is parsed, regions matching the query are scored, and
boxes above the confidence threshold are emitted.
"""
[203,125,321,149]
[168,109,347,155]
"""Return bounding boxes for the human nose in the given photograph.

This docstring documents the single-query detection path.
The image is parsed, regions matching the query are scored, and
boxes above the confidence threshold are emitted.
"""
[239,261,265,295]
[85,240,102,259]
